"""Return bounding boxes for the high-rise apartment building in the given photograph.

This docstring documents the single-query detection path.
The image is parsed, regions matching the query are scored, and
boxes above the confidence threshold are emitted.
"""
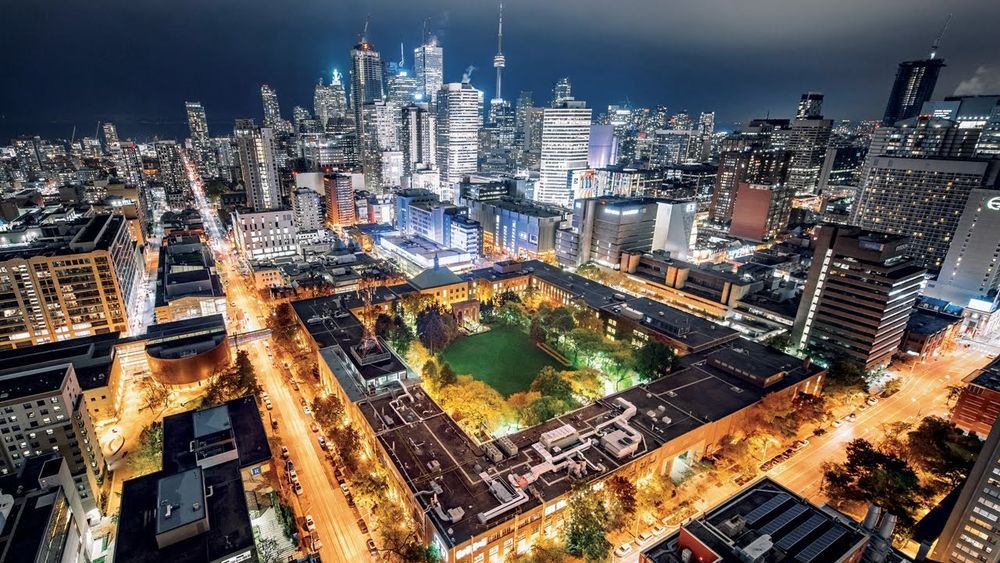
[0,214,141,349]
[234,119,281,211]
[556,196,658,268]
[729,181,795,242]
[852,157,1000,270]
[324,173,357,227]
[537,98,592,207]
[231,209,299,263]
[413,37,443,104]
[260,83,286,132]
[314,70,349,128]
[796,92,824,119]
[551,77,572,107]
[291,186,324,232]
[154,140,189,208]
[792,225,926,370]
[786,117,832,195]
[710,149,791,225]
[436,82,484,197]
[932,415,1000,562]
[185,101,218,179]
[882,57,945,125]
[351,38,385,189]
[401,103,437,177]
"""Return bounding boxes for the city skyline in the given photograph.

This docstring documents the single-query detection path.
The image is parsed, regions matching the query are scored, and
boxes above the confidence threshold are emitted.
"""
[3,0,1000,141]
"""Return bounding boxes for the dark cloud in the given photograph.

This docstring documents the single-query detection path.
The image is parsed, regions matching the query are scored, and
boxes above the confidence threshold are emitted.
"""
[1,0,998,141]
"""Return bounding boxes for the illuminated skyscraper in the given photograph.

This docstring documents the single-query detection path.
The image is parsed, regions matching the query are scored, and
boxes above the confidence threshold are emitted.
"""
[537,98,591,207]
[551,77,572,107]
[185,101,218,179]
[351,37,385,188]
[436,82,484,197]
[260,83,287,132]
[234,119,281,211]
[796,92,824,119]
[413,36,443,104]
[881,58,945,125]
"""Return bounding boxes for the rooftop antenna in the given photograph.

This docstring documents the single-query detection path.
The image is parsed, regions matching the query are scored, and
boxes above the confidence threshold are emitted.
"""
[930,13,952,59]
[361,14,370,43]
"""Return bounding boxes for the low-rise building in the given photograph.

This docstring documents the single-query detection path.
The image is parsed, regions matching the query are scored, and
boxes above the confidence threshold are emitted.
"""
[154,233,226,323]
[231,208,299,264]
[951,357,1000,437]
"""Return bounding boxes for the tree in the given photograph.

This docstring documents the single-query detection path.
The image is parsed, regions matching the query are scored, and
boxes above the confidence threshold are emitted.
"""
[562,368,604,402]
[907,416,983,491]
[416,307,459,352]
[530,366,575,403]
[205,350,261,405]
[267,303,299,348]
[823,438,925,528]
[331,424,362,472]
[312,395,345,431]
[439,361,458,387]
[545,307,577,340]
[421,359,440,388]
[127,421,163,476]
[388,322,415,358]
[139,376,170,414]
[565,483,612,562]
[605,475,638,531]
[509,540,567,562]
[523,396,568,427]
[633,341,676,382]
[439,376,509,436]
[374,313,395,339]
[826,359,868,392]
[945,385,965,406]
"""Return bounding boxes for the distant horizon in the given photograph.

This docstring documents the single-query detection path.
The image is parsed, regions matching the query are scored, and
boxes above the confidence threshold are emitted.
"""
[3,0,999,143]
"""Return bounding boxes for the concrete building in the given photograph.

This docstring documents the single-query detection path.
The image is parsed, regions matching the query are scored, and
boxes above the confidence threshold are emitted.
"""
[291,185,324,231]
[793,225,926,370]
[786,117,832,195]
[642,478,908,563]
[556,196,657,268]
[882,57,945,126]
[924,188,1000,336]
[710,149,791,226]
[950,357,1000,437]
[466,197,565,259]
[231,209,299,263]
[436,82,484,195]
[401,103,437,177]
[651,199,697,260]
[933,413,1000,562]
[537,98,592,207]
[154,140,189,209]
[324,173,357,228]
[852,157,1000,271]
[154,233,226,324]
[729,182,794,242]
[114,396,272,563]
[234,119,281,211]
[0,214,141,349]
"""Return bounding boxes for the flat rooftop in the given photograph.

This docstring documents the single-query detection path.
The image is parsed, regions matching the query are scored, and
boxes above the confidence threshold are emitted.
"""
[605,297,740,351]
[156,468,207,535]
[0,331,118,391]
[642,478,867,563]
[0,365,69,403]
[968,357,1000,393]
[357,341,822,548]
[162,396,271,474]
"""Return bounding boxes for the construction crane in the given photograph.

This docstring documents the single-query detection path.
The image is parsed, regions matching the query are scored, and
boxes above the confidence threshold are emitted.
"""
[930,13,952,59]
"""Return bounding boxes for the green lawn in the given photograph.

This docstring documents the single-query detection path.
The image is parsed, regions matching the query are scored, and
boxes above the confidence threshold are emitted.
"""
[441,326,561,396]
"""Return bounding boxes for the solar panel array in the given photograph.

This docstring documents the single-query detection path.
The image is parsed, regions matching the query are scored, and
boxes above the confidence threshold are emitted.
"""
[760,504,808,536]
[796,527,847,563]
[775,514,826,551]
[744,493,791,526]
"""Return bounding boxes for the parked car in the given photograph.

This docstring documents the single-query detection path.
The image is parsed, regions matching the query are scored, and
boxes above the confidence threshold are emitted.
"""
[310,534,322,552]
[311,422,319,433]
[318,436,328,450]
[287,468,298,482]
[345,492,355,507]
[615,543,633,557]
[271,419,279,430]
[304,515,316,532]
[299,397,307,406]
[340,482,350,495]
[293,482,304,495]
[367,538,378,557]
[285,460,294,471]
[792,439,810,450]
[813,427,828,436]
[651,525,666,537]
[261,392,270,401]
[845,413,857,423]
[832,419,843,428]
[866,396,880,406]
[334,468,345,483]
[635,531,654,545]
[265,400,273,411]
[357,518,369,534]
[280,446,289,459]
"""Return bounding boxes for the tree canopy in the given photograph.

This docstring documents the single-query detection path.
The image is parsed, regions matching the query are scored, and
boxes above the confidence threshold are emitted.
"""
[416,307,460,352]
[633,340,675,382]
[205,350,261,405]
[823,438,925,528]
[565,483,613,562]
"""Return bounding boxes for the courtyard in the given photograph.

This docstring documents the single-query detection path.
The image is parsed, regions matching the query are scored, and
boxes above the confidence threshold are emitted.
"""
[440,326,563,396]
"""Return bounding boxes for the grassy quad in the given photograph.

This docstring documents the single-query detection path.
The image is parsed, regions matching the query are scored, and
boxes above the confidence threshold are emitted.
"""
[440,326,561,396]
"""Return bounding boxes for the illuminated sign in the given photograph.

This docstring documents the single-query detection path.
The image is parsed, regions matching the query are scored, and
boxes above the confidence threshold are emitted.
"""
[986,196,1000,211]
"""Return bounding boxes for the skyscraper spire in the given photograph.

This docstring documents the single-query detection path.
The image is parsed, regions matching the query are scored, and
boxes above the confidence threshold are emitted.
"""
[493,2,505,102]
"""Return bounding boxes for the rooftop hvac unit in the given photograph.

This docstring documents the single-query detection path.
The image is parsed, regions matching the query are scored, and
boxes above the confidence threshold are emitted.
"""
[482,443,504,463]
[539,424,579,451]
[497,436,518,457]
[600,429,639,459]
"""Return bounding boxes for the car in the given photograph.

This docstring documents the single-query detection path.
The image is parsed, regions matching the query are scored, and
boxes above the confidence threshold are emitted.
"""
[832,419,843,427]
[261,392,270,401]
[310,535,322,552]
[334,468,345,483]
[318,436,328,450]
[846,413,857,423]
[615,543,633,557]
[292,382,300,391]
[304,514,316,532]
[271,419,279,430]
[304,406,313,416]
[759,463,770,472]
[651,524,666,537]
[280,446,289,459]
[635,531,654,545]
[858,403,869,411]
[792,439,810,450]
[285,460,295,471]
[367,539,378,556]
[299,397,307,406]
[866,396,880,406]
[357,518,369,534]
[782,448,794,456]
[340,482,350,494]
[287,468,298,482]
[311,422,319,433]
[293,482,304,495]
[265,400,273,411]
[345,492,355,507]
[813,427,828,436]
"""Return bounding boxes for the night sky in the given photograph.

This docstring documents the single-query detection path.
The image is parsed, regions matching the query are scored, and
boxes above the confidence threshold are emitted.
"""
[3,0,999,142]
